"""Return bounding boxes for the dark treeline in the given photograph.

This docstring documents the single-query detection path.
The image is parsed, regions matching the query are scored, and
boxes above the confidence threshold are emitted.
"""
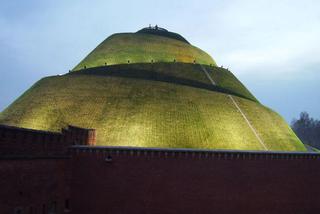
[291,112,320,149]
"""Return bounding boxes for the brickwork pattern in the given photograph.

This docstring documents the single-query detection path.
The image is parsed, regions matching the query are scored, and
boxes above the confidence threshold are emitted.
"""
[1,125,320,214]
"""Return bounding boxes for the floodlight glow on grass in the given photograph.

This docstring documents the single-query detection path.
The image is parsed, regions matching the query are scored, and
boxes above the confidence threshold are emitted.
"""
[0,27,305,152]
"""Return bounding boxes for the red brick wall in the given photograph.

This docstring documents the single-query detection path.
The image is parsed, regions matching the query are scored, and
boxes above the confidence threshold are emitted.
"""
[0,157,71,214]
[0,125,96,156]
[1,123,320,214]
[63,126,96,146]
[0,124,95,214]
[70,148,320,214]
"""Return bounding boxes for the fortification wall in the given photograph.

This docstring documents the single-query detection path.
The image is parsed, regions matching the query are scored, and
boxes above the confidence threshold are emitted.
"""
[70,147,320,214]
[0,157,71,214]
[1,124,320,214]
[0,124,96,156]
[0,125,95,214]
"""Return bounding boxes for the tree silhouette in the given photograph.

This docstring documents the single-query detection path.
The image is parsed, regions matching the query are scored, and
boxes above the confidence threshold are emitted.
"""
[291,112,320,149]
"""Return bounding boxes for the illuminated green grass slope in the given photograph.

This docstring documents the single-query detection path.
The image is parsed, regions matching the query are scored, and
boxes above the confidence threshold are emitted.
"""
[0,63,304,151]
[0,27,305,151]
[74,63,258,102]
[73,32,216,71]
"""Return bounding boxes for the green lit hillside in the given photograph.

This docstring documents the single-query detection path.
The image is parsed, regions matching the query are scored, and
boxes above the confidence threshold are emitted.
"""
[73,63,258,102]
[73,32,216,71]
[0,27,305,151]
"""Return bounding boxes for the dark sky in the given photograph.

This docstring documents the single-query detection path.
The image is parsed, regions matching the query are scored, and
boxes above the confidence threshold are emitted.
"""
[1,0,319,122]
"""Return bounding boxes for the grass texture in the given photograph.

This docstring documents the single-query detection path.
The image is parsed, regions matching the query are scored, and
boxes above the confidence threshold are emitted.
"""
[73,33,216,71]
[0,68,305,151]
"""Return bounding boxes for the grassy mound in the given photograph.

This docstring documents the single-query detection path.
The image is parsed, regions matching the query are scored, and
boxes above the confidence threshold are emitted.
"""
[0,73,305,151]
[136,27,190,44]
[72,63,258,102]
[73,33,216,71]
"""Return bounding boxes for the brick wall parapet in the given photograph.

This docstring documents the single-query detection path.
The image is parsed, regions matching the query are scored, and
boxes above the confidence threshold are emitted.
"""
[70,146,320,161]
[0,124,96,156]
